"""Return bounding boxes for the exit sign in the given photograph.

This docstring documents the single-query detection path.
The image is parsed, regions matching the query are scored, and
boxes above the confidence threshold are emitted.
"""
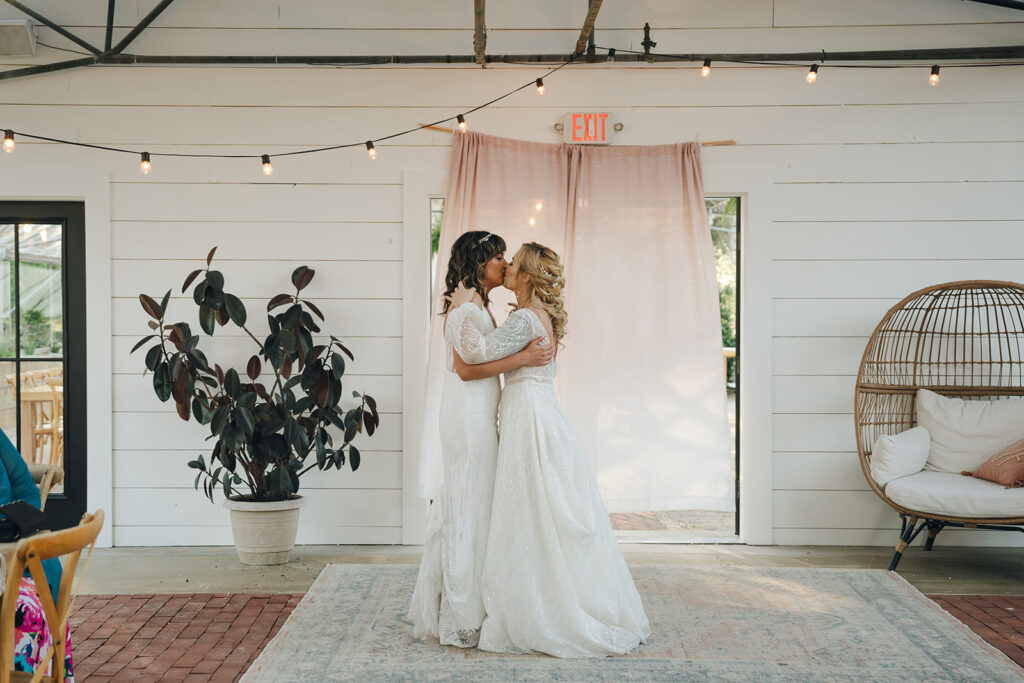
[561,112,616,144]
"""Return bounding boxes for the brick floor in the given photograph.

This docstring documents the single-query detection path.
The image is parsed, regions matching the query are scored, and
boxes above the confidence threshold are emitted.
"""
[68,591,1022,679]
[609,511,666,530]
[70,593,302,682]
[929,594,1024,667]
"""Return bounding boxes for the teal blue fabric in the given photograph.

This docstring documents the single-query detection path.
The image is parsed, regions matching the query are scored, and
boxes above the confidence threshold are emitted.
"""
[0,430,62,601]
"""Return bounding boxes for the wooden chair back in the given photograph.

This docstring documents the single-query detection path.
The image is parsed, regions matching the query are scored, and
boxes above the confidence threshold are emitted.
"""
[0,510,104,683]
[26,466,64,512]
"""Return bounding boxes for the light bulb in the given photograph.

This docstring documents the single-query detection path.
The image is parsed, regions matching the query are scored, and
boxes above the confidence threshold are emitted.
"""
[528,217,536,226]
[806,64,818,84]
[929,65,940,86]
[139,152,152,175]
[457,114,467,131]
[366,141,377,160]
[535,201,543,211]
[2,130,13,154]
[261,154,273,176]
[536,78,544,95]
[701,59,711,78]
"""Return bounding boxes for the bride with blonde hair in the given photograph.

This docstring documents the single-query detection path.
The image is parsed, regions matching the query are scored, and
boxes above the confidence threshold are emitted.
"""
[449,242,650,658]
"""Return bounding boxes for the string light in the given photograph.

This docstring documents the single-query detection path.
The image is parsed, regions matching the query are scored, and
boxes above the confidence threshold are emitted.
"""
[536,78,544,95]
[806,64,819,83]
[139,151,152,175]
[535,201,543,211]
[2,130,13,154]
[929,65,941,86]
[261,154,273,176]
[701,59,711,77]
[528,217,536,226]
[457,114,467,131]
[365,141,377,159]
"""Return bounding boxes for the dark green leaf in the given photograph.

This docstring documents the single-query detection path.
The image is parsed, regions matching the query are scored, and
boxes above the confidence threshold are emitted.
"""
[281,304,303,330]
[182,268,203,293]
[159,289,172,315]
[305,299,325,321]
[331,352,346,378]
[206,270,225,291]
[153,362,172,401]
[279,329,297,355]
[211,405,230,436]
[139,293,163,320]
[225,294,247,326]
[198,303,216,335]
[235,406,255,435]
[205,286,225,311]
[291,266,315,291]
[131,335,156,354]
[349,445,360,471]
[224,368,240,397]
[193,281,207,305]
[267,293,292,311]
[237,391,257,409]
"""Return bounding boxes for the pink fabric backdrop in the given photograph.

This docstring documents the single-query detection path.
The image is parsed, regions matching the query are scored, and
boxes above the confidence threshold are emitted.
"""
[419,132,733,514]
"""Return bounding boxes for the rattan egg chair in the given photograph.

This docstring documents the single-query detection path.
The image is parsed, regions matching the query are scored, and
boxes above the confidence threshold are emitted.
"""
[855,280,1024,571]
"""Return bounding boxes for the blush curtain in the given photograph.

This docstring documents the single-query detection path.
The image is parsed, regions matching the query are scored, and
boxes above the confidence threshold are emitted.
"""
[418,132,733,514]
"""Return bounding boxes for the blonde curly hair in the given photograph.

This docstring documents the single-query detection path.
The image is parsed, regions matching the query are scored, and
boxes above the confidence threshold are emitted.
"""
[511,242,568,345]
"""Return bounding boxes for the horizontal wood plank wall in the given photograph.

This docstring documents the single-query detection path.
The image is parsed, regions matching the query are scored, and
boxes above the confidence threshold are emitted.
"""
[0,0,1021,546]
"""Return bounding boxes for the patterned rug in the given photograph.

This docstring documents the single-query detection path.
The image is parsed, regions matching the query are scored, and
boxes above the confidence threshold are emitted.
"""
[243,564,1022,682]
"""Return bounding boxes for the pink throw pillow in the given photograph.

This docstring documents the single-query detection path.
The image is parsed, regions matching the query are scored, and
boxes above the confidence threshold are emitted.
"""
[962,438,1024,488]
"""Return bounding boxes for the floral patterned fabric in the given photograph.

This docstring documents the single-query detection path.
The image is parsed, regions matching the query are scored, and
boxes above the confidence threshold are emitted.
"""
[13,576,74,680]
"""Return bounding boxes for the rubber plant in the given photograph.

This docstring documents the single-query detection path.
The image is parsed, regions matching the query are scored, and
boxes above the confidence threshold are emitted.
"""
[131,247,380,502]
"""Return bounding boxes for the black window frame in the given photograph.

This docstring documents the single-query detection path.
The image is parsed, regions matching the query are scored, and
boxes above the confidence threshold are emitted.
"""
[0,202,86,529]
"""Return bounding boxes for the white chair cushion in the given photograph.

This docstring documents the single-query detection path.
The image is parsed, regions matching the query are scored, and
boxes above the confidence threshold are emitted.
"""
[869,426,930,487]
[915,388,1024,474]
[885,470,1024,518]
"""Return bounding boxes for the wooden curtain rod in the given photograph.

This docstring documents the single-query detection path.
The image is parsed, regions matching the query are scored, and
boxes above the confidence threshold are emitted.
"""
[418,123,734,146]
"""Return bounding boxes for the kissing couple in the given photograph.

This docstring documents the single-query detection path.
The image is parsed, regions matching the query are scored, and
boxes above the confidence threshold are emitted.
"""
[409,231,651,658]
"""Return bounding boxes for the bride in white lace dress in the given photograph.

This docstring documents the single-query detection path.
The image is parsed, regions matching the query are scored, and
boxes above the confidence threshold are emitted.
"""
[449,242,651,658]
[409,232,553,648]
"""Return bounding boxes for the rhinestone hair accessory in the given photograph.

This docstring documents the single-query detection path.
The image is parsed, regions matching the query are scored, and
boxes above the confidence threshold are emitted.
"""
[477,233,493,244]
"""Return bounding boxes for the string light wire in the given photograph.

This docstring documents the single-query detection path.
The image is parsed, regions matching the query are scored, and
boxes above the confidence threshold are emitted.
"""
[0,60,572,164]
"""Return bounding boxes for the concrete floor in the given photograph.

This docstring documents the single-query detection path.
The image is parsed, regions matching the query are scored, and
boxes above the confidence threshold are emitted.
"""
[80,544,1024,596]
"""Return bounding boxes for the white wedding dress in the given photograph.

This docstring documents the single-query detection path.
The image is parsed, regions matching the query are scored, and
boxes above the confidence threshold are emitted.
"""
[454,304,651,658]
[409,303,500,647]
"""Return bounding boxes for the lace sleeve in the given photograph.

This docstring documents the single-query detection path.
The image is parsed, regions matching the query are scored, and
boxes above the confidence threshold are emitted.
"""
[452,308,536,364]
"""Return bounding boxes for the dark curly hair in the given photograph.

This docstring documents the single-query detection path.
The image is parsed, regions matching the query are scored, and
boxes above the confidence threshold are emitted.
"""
[440,230,507,315]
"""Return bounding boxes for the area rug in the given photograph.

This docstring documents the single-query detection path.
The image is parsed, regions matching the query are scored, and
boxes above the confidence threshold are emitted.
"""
[243,564,1022,682]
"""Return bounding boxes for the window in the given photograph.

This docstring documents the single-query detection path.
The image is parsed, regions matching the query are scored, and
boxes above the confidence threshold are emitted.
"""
[429,197,445,297]
[0,202,86,529]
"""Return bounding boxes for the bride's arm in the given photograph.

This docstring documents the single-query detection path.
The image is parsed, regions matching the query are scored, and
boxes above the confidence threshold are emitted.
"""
[453,337,553,380]
[451,309,537,364]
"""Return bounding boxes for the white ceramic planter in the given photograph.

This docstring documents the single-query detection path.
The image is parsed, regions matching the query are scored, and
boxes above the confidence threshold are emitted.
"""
[223,496,306,565]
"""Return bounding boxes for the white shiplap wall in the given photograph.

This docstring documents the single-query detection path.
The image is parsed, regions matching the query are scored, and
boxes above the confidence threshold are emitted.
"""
[1,0,1022,546]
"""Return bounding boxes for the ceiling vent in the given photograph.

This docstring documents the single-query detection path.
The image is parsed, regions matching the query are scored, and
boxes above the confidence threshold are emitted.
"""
[0,19,35,56]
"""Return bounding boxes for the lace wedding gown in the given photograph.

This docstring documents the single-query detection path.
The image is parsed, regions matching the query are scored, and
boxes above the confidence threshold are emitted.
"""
[454,305,651,658]
[409,303,501,647]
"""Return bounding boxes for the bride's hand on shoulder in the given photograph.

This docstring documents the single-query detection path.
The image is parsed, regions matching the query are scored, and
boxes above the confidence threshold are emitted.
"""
[518,337,555,367]
[450,282,481,309]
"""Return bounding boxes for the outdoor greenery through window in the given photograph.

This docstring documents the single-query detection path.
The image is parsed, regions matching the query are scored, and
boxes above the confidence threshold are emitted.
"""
[0,223,65,480]
[707,197,738,387]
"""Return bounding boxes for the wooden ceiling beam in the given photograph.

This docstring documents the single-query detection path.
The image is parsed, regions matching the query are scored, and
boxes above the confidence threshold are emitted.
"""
[473,0,486,64]
[574,0,604,61]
